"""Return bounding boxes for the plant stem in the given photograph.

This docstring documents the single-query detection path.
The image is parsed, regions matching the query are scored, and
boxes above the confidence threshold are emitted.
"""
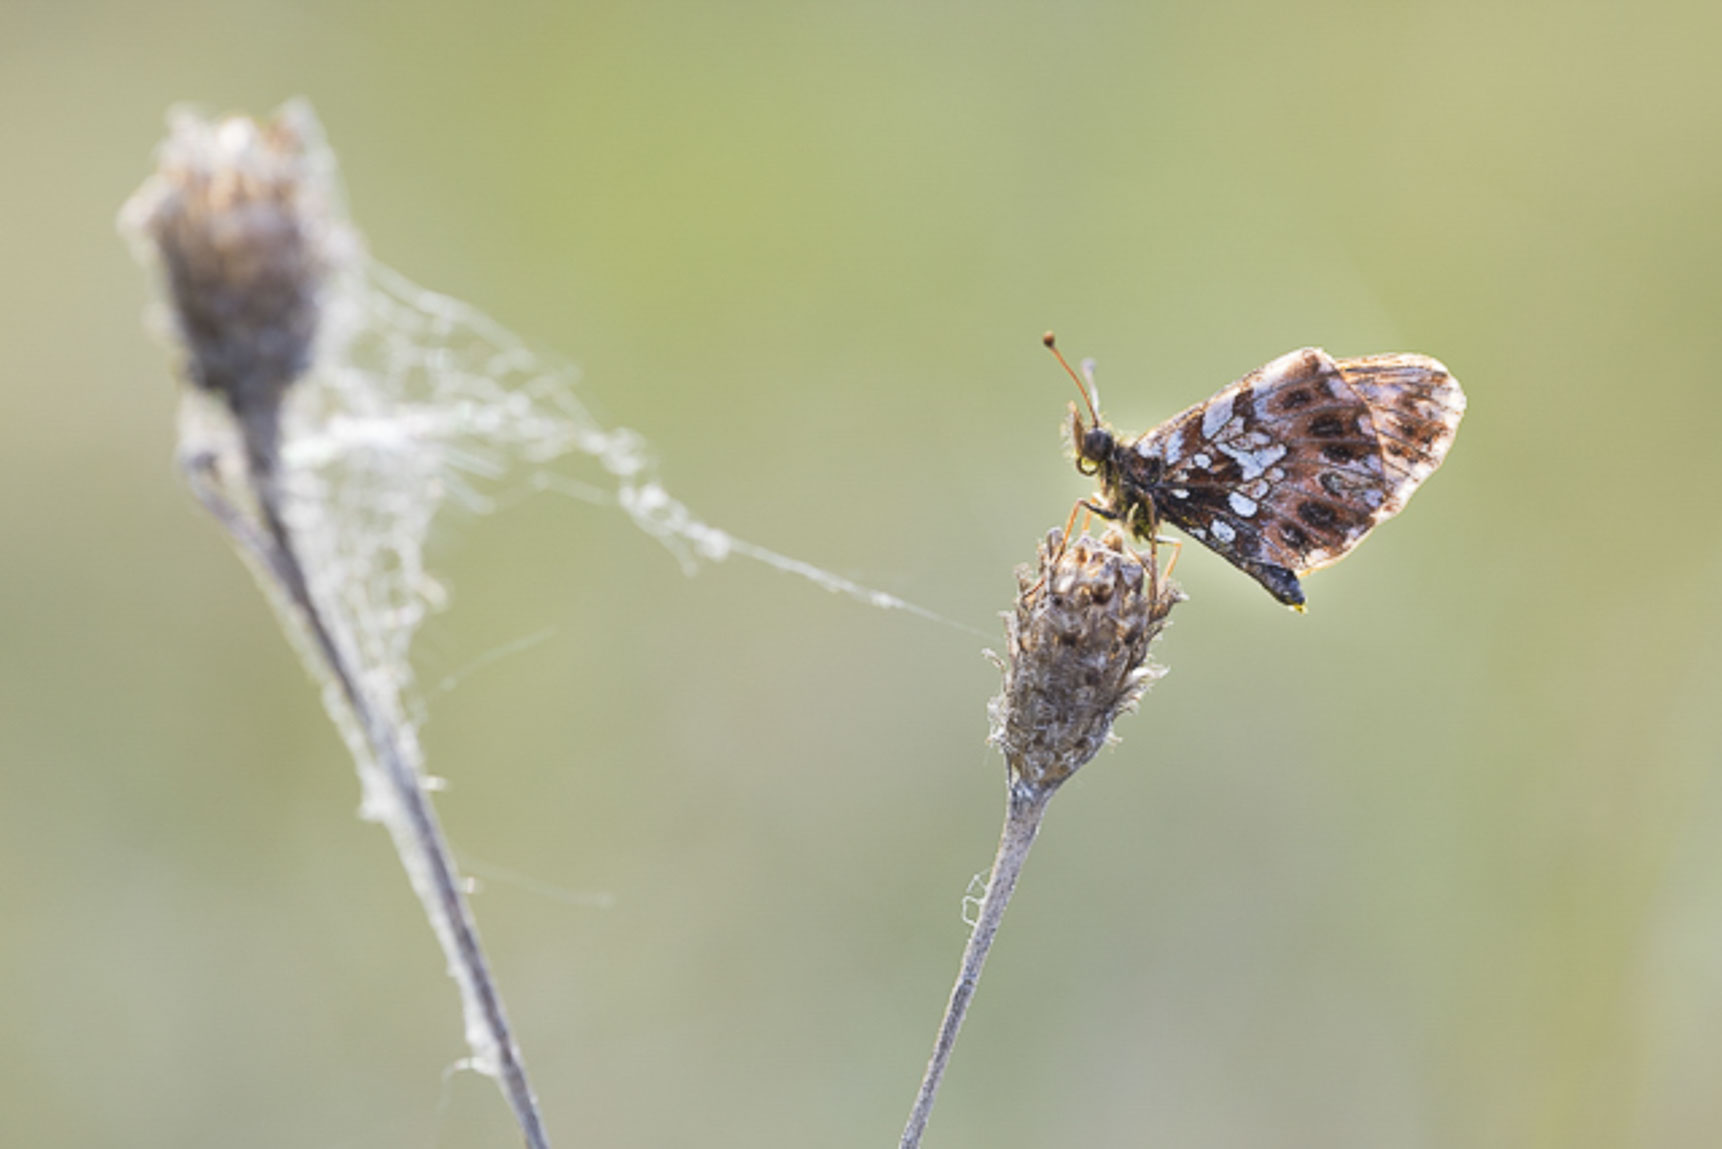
[190,454,551,1149]
[899,780,1053,1149]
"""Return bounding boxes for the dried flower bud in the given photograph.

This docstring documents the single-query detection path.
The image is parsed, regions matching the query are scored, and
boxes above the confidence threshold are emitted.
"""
[988,529,1182,792]
[120,101,347,463]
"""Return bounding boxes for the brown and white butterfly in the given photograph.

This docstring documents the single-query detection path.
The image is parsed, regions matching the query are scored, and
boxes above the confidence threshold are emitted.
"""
[1049,336,1465,609]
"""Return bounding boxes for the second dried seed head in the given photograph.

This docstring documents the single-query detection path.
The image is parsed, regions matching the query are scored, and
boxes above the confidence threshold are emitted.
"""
[989,530,1182,793]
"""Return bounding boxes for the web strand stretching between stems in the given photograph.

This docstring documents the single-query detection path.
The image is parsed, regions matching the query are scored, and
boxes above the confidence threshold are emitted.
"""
[124,100,969,803]
[120,99,967,1146]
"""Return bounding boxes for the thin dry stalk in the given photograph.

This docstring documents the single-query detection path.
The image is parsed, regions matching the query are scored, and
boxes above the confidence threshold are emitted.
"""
[120,104,550,1149]
[900,529,1181,1149]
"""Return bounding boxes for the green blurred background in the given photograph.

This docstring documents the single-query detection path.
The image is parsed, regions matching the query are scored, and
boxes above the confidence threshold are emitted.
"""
[5,1,1722,1146]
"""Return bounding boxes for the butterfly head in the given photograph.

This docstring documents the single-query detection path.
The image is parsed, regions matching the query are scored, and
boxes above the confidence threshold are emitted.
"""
[1070,403,1117,478]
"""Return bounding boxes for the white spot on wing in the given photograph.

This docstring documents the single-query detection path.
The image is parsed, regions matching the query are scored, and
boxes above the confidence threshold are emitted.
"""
[1201,394,1234,440]
[1228,492,1257,517]
[1210,520,1235,544]
[1215,440,1288,481]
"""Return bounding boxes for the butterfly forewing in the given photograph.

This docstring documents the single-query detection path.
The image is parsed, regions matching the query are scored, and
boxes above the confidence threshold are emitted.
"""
[1124,347,1463,603]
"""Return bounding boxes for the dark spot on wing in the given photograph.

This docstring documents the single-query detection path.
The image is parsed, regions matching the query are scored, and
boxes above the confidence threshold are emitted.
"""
[1391,416,1443,447]
[1223,519,1264,561]
[1297,500,1340,530]
[1308,413,1346,438]
[1321,443,1358,464]
[1279,522,1310,550]
[1277,388,1315,411]
[1233,386,1257,421]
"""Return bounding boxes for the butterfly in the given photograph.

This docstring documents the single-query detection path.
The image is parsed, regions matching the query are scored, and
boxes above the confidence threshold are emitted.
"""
[1048,334,1466,609]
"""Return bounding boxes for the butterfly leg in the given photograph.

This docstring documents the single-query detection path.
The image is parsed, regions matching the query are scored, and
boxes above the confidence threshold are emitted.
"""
[1057,499,1083,552]
[1044,499,1092,574]
[1056,498,1118,553]
[1153,535,1183,583]
[1029,499,1110,595]
[1079,499,1119,528]
[1120,502,1180,594]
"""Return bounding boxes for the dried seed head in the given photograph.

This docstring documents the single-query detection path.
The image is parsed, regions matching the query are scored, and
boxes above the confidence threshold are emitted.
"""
[988,529,1183,792]
[120,101,350,463]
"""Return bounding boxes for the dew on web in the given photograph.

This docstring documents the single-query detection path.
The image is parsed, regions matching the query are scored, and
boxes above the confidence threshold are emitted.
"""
[314,243,977,663]
[125,101,973,779]
[121,102,978,1123]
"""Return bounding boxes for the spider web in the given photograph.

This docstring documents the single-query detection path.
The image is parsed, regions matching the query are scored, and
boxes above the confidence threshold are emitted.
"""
[123,103,974,1090]
[134,101,963,813]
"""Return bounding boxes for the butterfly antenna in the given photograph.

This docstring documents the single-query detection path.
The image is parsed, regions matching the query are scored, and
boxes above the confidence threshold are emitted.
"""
[1043,332,1100,425]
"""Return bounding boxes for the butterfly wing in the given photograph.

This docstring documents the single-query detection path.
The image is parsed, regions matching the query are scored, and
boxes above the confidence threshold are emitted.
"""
[1134,347,1465,605]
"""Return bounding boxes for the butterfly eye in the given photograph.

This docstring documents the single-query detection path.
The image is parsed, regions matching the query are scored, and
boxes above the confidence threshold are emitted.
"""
[1082,426,1114,463]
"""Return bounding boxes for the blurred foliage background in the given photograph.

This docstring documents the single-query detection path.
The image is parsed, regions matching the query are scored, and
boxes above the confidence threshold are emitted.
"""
[4,1,1722,1146]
